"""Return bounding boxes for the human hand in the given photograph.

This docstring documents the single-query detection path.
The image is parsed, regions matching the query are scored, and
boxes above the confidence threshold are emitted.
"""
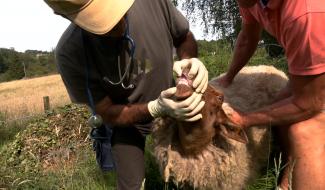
[173,58,208,93]
[148,87,205,122]
[220,103,248,143]
[221,103,246,128]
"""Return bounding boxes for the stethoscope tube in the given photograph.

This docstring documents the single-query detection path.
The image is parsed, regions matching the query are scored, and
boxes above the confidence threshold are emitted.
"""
[84,15,136,128]
[103,16,135,90]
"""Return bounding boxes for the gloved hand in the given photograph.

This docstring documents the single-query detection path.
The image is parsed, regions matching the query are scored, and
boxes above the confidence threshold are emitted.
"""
[173,58,208,93]
[148,87,205,122]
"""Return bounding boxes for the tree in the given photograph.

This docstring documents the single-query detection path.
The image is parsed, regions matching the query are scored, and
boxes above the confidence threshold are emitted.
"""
[178,0,284,55]
[0,55,7,74]
[0,48,58,82]
[180,0,240,43]
[5,53,25,80]
[0,48,12,74]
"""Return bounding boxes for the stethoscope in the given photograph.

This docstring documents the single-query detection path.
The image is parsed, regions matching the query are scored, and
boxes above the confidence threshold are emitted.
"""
[102,16,136,90]
[85,16,136,128]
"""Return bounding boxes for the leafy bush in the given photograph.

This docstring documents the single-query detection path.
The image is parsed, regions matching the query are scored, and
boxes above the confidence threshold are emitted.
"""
[197,40,288,79]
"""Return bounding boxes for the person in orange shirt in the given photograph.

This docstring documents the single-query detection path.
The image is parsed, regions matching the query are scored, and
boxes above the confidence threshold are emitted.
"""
[218,0,325,189]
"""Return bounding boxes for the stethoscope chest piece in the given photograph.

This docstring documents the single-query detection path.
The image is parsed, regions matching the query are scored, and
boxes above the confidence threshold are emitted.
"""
[88,114,103,128]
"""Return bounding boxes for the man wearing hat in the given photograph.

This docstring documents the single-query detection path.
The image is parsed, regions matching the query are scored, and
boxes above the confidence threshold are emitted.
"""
[217,0,325,189]
[44,0,208,189]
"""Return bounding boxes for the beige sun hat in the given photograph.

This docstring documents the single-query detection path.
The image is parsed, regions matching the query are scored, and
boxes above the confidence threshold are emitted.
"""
[44,0,135,34]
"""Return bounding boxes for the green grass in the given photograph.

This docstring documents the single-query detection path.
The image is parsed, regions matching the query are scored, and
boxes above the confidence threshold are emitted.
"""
[199,42,288,80]
[246,153,289,190]
[0,105,115,190]
[0,42,289,190]
[0,110,285,190]
[0,105,164,190]
[0,148,117,190]
[0,114,29,151]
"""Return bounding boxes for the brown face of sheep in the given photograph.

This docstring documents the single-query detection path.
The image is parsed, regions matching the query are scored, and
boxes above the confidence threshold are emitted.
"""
[174,72,248,156]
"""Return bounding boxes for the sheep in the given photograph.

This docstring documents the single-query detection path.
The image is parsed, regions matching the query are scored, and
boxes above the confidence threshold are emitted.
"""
[152,65,288,190]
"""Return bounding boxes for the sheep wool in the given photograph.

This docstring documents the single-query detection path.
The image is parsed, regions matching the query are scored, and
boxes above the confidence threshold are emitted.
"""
[152,65,288,189]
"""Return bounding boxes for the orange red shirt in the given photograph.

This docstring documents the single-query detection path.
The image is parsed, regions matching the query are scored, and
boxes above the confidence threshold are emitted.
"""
[240,0,325,75]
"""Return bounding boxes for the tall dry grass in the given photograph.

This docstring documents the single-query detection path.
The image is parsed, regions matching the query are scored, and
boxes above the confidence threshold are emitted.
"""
[0,75,71,121]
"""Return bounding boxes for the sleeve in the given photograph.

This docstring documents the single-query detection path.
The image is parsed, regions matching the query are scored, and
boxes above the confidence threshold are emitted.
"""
[56,40,107,106]
[56,53,86,104]
[283,13,325,75]
[162,0,189,42]
[239,7,258,24]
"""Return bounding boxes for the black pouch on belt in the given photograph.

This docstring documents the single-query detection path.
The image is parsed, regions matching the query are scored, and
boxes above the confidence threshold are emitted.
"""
[90,124,115,172]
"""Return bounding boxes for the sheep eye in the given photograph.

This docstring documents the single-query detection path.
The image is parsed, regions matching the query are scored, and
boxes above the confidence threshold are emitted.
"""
[217,96,223,102]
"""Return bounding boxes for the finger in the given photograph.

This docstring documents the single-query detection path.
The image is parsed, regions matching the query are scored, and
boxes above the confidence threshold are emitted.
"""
[185,100,205,117]
[195,72,208,93]
[188,58,200,79]
[201,75,208,93]
[182,93,203,112]
[161,87,177,98]
[178,92,202,108]
[192,66,207,88]
[184,113,203,122]
[173,59,190,76]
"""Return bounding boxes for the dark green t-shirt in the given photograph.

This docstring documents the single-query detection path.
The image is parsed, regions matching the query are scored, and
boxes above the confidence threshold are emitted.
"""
[56,0,189,107]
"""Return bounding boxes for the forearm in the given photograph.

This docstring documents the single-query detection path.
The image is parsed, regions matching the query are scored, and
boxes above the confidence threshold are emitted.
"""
[243,96,317,127]
[243,71,325,127]
[175,31,198,59]
[95,97,152,126]
[226,30,260,80]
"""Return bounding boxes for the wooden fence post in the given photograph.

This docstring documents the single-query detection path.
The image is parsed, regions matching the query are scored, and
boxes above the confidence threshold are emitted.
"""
[43,96,50,112]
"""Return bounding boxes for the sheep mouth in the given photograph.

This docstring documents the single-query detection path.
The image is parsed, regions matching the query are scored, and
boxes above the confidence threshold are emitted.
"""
[177,74,191,86]
[175,74,194,100]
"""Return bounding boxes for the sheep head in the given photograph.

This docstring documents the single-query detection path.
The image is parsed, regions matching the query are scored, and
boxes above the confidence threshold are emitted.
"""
[174,69,248,156]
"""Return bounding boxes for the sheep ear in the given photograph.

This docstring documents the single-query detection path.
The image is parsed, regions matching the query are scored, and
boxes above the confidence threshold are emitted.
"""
[217,103,248,143]
[219,124,249,144]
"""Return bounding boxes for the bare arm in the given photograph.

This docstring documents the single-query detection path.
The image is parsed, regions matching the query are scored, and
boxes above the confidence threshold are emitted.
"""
[238,73,325,127]
[95,96,152,126]
[95,32,200,126]
[219,22,262,87]
[175,31,198,59]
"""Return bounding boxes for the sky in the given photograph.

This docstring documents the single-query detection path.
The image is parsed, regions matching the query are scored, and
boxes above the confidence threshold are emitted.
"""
[0,0,212,53]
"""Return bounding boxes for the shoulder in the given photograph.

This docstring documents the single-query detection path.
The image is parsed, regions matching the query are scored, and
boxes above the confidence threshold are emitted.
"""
[131,0,173,11]
[56,23,83,58]
[239,6,260,24]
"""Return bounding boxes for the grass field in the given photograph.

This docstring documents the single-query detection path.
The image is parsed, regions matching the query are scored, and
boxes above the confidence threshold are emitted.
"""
[0,75,71,121]
[0,45,287,189]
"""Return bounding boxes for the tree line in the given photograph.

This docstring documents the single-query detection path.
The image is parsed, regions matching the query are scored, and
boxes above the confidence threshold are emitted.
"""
[0,48,57,82]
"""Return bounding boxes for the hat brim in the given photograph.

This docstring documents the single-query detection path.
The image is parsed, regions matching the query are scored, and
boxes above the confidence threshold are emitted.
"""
[68,0,135,35]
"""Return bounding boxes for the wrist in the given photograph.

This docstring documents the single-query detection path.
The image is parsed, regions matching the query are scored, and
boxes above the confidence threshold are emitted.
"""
[224,72,235,82]
[241,112,269,128]
[241,113,251,128]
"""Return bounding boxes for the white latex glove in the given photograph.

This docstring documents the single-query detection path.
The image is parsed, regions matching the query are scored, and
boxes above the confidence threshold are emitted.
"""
[148,87,205,122]
[173,58,208,93]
